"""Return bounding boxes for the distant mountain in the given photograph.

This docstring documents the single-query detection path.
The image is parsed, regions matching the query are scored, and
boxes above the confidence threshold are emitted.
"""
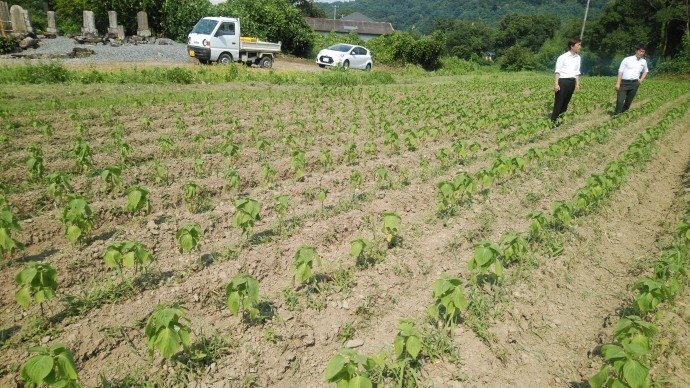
[317,0,603,33]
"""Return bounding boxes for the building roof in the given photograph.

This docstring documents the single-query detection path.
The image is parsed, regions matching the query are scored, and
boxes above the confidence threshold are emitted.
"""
[305,17,394,35]
[341,12,373,22]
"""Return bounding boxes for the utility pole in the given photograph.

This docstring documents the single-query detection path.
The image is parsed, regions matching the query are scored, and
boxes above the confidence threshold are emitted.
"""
[580,0,591,40]
[333,5,338,20]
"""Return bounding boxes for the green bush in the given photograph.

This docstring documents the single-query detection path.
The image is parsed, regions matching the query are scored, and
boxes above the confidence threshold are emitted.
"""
[499,44,537,71]
[0,36,19,54]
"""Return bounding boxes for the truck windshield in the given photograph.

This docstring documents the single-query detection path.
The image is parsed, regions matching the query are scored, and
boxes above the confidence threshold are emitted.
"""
[191,19,218,35]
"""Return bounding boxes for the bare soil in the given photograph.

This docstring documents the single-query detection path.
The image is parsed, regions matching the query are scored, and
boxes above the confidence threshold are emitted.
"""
[1,74,689,387]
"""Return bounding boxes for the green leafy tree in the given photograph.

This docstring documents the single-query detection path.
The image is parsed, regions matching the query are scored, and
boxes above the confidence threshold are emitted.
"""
[21,343,80,388]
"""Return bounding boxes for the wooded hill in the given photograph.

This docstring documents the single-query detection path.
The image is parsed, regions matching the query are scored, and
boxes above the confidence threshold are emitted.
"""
[318,0,606,33]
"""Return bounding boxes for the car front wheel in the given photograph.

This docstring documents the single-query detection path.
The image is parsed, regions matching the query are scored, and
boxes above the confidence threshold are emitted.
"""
[342,60,350,69]
[218,53,233,65]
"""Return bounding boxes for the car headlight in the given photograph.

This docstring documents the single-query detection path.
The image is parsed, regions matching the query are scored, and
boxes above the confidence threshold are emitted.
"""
[202,39,210,47]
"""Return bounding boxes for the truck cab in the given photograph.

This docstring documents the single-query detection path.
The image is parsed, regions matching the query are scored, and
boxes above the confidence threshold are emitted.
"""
[187,17,280,68]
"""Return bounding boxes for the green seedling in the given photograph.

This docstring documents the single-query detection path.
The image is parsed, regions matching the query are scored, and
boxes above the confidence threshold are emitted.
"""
[291,245,321,285]
[232,198,261,240]
[274,194,289,231]
[26,143,45,183]
[223,141,240,163]
[468,241,503,283]
[349,171,363,192]
[632,278,667,313]
[589,342,649,388]
[260,161,276,185]
[394,319,424,385]
[223,167,240,191]
[453,172,476,203]
[316,186,328,212]
[193,157,204,177]
[344,143,358,165]
[526,210,550,242]
[403,129,417,151]
[325,348,378,387]
[103,241,154,282]
[364,141,377,155]
[145,303,192,360]
[613,315,656,350]
[71,137,93,172]
[100,166,122,193]
[256,138,272,160]
[117,141,133,163]
[183,181,200,212]
[74,122,88,136]
[59,195,94,244]
[226,273,260,321]
[381,211,401,247]
[374,167,391,188]
[1,208,23,257]
[435,147,451,167]
[384,129,400,152]
[21,343,79,387]
[428,273,468,331]
[125,185,152,215]
[291,148,306,181]
[319,148,333,171]
[176,223,202,253]
[499,231,528,265]
[15,262,57,311]
[159,134,174,154]
[152,161,169,186]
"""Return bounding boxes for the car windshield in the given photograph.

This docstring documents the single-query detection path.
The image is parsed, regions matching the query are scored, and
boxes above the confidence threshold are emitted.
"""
[327,44,353,52]
[191,19,218,35]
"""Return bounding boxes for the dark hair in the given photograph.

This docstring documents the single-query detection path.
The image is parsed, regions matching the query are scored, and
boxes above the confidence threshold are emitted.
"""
[568,37,582,50]
[636,43,647,51]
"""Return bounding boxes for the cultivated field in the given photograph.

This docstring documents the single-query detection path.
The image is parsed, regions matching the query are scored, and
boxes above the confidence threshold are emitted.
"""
[1,70,690,387]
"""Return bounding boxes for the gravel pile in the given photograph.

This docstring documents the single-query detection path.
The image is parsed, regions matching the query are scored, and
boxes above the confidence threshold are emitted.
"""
[1,36,191,64]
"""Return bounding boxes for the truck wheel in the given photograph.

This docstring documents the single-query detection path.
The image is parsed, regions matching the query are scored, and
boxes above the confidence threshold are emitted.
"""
[318,64,326,68]
[218,53,233,65]
[198,59,209,65]
[259,56,273,69]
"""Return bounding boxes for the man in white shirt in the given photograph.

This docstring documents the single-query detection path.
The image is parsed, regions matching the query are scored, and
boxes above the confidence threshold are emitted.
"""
[614,44,649,115]
[551,38,582,123]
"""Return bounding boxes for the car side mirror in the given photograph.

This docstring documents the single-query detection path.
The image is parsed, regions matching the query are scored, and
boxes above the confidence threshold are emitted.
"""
[351,51,356,55]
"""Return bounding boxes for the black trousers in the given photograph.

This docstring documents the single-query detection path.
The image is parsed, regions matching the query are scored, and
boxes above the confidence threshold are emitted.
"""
[551,78,576,121]
[615,80,640,114]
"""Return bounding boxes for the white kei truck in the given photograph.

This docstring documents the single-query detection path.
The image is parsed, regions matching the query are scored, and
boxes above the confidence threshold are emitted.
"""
[186,17,281,68]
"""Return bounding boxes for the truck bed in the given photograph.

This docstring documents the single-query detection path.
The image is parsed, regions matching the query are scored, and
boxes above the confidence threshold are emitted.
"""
[239,40,281,53]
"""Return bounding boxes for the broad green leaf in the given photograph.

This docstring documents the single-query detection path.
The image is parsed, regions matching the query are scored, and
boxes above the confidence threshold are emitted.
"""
[55,351,79,380]
[325,354,346,381]
[21,355,54,384]
[179,233,194,253]
[154,327,180,359]
[16,267,38,284]
[15,286,31,308]
[66,225,82,242]
[227,292,240,315]
[406,336,422,359]
[348,374,373,388]
[622,360,648,388]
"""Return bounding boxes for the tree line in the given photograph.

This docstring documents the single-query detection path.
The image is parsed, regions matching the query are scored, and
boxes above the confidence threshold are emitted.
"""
[8,0,690,73]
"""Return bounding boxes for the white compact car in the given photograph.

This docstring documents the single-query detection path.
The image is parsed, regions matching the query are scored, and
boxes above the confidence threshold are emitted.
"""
[316,43,373,71]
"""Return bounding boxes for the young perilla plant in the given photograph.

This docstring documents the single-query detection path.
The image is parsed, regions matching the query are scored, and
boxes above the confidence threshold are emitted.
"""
[176,223,202,253]
[291,245,321,285]
[59,195,94,245]
[100,165,122,193]
[15,262,57,313]
[1,207,23,258]
[21,343,80,387]
[428,273,468,332]
[26,142,45,183]
[325,348,378,387]
[103,241,154,283]
[468,241,503,284]
[46,173,73,204]
[125,185,152,216]
[145,303,192,360]
[226,273,260,322]
[381,211,401,248]
[232,198,261,240]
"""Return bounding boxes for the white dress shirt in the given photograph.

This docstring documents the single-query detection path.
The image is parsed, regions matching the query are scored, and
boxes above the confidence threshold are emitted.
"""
[554,51,581,79]
[618,55,649,80]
